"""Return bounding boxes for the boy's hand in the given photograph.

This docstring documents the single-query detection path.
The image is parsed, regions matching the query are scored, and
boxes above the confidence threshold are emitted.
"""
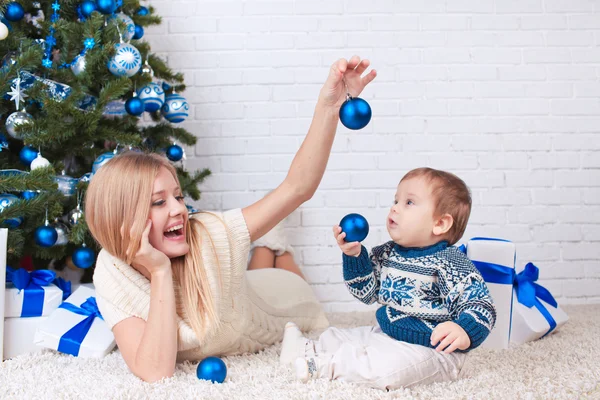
[430,321,471,354]
[332,225,362,257]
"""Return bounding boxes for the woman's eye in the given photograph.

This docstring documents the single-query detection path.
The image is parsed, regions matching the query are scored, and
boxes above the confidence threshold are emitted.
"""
[176,196,185,201]
[152,200,165,206]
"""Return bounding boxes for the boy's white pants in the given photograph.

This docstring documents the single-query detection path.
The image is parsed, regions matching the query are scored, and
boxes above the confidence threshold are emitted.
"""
[312,325,467,391]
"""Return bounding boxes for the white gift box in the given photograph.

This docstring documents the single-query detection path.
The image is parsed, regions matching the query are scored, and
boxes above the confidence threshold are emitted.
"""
[465,238,516,350]
[1,228,7,361]
[510,264,569,345]
[34,285,116,358]
[3,316,46,360]
[4,280,63,318]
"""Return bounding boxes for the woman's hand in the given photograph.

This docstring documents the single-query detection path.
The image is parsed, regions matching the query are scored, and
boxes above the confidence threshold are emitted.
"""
[318,55,377,110]
[123,220,171,275]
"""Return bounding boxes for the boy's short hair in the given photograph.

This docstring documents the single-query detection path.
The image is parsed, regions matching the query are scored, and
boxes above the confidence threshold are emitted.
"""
[401,167,472,245]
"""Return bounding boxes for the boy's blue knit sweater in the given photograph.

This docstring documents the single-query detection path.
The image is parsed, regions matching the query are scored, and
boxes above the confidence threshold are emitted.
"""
[343,241,496,351]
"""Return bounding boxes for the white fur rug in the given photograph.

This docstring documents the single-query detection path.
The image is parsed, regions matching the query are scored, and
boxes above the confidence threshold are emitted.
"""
[1,305,599,400]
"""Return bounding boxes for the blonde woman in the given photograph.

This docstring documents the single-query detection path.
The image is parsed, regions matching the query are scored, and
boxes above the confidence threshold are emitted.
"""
[85,56,377,382]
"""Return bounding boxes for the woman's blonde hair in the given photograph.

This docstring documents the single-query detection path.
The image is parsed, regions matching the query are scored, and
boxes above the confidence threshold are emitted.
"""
[85,151,220,342]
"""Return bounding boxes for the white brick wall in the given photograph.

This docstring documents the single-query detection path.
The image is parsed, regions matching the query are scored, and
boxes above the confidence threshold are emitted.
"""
[145,0,600,310]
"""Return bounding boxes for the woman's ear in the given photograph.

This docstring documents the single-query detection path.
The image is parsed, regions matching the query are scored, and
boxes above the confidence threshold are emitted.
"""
[432,213,453,237]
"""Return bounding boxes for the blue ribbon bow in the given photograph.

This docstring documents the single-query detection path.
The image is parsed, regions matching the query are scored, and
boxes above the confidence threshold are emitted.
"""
[57,297,104,357]
[513,262,558,338]
[6,267,56,317]
[53,277,72,300]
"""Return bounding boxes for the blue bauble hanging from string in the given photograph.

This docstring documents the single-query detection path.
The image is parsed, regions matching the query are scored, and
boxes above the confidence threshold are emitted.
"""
[0,193,23,228]
[96,0,117,14]
[72,245,96,268]
[161,93,189,123]
[115,13,135,41]
[125,95,144,116]
[80,0,97,18]
[107,42,141,77]
[5,2,25,22]
[19,146,39,166]
[166,144,184,162]
[339,97,372,130]
[133,24,144,40]
[138,82,165,112]
[136,6,149,16]
[35,225,58,247]
[92,151,116,173]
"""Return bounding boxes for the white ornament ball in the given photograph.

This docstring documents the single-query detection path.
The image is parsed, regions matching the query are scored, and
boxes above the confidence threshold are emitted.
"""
[0,22,8,41]
[107,42,141,77]
[161,93,189,123]
[115,13,135,42]
[138,82,165,112]
[30,154,50,170]
[6,111,33,139]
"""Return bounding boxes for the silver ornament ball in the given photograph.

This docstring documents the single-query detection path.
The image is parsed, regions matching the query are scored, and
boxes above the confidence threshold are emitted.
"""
[6,111,33,139]
[54,221,70,245]
[71,54,87,76]
[68,207,84,225]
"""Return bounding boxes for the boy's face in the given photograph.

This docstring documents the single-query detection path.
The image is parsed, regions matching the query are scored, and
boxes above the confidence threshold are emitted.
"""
[387,177,438,248]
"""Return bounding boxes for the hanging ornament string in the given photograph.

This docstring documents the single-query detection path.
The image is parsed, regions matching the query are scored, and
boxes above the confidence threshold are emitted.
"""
[43,1,61,68]
[58,38,96,70]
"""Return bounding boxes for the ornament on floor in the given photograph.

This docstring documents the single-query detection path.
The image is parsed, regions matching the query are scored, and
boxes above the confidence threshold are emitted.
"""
[55,172,78,196]
[96,0,117,14]
[161,92,189,123]
[72,244,96,268]
[133,24,144,40]
[339,81,372,130]
[196,357,227,384]
[339,213,369,243]
[5,110,33,139]
[0,21,9,40]
[79,0,96,18]
[125,90,144,116]
[8,75,28,109]
[35,208,58,247]
[107,35,141,77]
[166,143,184,162]
[114,13,135,41]
[30,152,51,170]
[19,145,38,166]
[4,2,25,22]
[136,6,149,16]
[0,193,23,228]
[138,81,164,112]
[92,150,117,173]
[53,220,70,245]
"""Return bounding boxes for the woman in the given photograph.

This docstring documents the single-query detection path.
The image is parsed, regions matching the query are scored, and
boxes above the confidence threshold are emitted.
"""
[85,56,376,382]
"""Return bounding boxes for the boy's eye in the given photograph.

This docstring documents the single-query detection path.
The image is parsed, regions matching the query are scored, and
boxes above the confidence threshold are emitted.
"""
[406,200,414,206]
[393,200,398,205]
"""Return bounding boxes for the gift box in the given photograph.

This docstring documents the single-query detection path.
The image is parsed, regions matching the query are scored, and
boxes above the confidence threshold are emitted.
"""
[34,285,116,358]
[3,316,46,360]
[510,263,569,345]
[4,267,65,318]
[463,237,516,350]
[1,228,6,360]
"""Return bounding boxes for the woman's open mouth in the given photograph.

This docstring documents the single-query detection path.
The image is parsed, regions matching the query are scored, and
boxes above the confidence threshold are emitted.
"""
[164,224,184,240]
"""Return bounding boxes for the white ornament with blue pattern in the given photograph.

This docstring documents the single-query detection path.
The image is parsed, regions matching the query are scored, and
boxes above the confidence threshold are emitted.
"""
[107,42,141,78]
[161,93,189,123]
[92,152,116,173]
[115,13,136,42]
[138,82,165,112]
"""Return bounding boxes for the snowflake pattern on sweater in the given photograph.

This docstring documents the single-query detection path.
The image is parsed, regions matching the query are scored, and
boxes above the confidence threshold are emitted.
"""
[343,240,496,351]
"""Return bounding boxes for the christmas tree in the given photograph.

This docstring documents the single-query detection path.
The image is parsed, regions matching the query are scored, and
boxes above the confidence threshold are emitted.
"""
[0,0,210,282]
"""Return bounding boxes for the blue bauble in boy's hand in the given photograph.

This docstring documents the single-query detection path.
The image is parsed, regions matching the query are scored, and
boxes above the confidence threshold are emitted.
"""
[197,357,227,383]
[339,97,372,130]
[340,213,369,242]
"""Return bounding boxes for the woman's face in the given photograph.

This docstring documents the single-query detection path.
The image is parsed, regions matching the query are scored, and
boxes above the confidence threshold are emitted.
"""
[147,167,190,258]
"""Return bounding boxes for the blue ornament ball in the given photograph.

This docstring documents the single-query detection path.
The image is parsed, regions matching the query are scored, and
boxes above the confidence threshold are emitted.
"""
[161,93,189,123]
[138,82,165,112]
[339,213,369,243]
[19,146,38,166]
[125,96,144,116]
[166,144,184,162]
[107,42,141,77]
[92,151,116,173]
[196,357,227,384]
[136,6,149,16]
[80,0,97,17]
[0,193,23,228]
[35,225,58,247]
[5,2,25,22]
[133,24,144,40]
[22,190,38,200]
[96,0,116,14]
[72,246,96,269]
[339,97,372,130]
